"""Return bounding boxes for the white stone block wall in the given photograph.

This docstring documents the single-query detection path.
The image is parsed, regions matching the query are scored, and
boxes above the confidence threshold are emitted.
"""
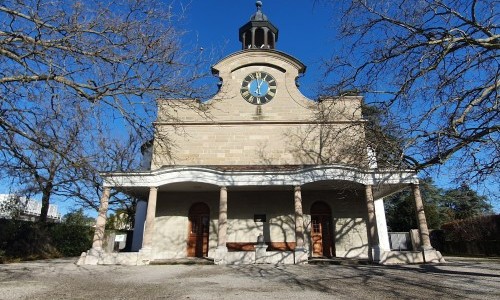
[150,189,369,261]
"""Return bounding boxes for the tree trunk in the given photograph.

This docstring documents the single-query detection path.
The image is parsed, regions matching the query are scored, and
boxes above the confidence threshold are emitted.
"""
[39,186,52,223]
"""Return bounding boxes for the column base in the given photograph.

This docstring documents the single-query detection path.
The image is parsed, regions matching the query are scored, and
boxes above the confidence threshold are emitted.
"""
[138,247,153,265]
[377,249,446,264]
[255,244,268,264]
[77,247,103,265]
[422,248,446,263]
[214,246,228,265]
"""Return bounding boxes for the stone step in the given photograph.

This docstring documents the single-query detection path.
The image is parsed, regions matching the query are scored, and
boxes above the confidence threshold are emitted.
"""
[150,258,214,265]
[308,257,371,265]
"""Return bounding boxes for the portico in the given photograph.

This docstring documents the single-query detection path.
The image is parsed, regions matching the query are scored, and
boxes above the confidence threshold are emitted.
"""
[80,164,442,265]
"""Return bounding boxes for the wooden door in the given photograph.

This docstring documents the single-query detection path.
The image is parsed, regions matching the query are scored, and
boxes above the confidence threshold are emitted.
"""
[187,203,210,257]
[311,202,333,257]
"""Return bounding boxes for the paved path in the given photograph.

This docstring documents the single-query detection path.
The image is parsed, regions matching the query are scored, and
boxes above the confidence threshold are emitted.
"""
[1,257,499,299]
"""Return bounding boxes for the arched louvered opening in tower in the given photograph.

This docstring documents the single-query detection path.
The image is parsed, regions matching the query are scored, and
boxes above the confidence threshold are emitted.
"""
[255,28,265,48]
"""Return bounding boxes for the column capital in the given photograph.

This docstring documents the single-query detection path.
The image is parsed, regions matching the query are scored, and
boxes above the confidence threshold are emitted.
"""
[220,186,227,191]
[294,185,301,191]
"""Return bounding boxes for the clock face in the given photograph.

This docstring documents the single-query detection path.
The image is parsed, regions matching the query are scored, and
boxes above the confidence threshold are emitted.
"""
[240,71,277,105]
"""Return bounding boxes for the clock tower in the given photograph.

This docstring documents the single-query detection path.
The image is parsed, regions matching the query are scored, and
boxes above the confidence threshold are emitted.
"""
[207,1,315,131]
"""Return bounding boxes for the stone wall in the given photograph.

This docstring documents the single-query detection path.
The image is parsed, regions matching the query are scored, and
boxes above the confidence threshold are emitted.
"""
[302,190,369,259]
[151,189,369,260]
[152,50,367,169]
[153,122,366,167]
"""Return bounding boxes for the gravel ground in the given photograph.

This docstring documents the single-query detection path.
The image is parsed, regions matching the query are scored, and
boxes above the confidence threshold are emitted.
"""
[0,257,499,299]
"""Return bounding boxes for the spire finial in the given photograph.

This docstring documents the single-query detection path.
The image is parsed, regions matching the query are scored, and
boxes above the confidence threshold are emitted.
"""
[251,1,267,21]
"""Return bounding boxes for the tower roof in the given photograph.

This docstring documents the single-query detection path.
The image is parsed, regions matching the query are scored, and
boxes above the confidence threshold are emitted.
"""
[250,1,268,21]
[239,1,279,50]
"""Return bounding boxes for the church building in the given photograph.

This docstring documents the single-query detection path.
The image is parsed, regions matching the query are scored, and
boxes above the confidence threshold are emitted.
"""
[79,2,443,265]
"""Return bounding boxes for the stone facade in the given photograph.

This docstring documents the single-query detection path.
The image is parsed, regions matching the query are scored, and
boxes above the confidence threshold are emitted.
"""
[78,3,445,266]
[152,50,367,169]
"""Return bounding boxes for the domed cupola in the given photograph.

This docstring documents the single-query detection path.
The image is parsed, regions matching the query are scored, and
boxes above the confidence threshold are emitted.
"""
[239,1,278,50]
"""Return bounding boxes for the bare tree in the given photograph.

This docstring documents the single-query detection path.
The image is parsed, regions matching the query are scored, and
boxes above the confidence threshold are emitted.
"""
[1,95,89,222]
[0,92,143,221]
[0,0,212,220]
[1,0,208,133]
[321,0,499,185]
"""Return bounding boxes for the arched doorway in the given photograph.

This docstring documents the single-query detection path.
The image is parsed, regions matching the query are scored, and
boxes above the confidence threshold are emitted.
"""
[310,201,334,257]
[187,202,210,257]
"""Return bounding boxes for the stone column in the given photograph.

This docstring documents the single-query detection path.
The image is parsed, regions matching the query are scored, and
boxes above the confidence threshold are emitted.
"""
[91,187,111,251]
[294,186,305,248]
[241,33,246,50]
[80,187,111,265]
[263,28,269,48]
[365,185,380,261]
[141,186,158,250]
[251,27,256,48]
[412,183,433,250]
[218,186,228,248]
[293,186,307,264]
[215,186,228,264]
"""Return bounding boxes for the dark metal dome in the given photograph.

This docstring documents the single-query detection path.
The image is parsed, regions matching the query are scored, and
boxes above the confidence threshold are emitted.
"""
[250,1,268,21]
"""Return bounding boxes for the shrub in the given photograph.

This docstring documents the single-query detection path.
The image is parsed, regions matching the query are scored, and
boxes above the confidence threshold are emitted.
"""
[0,219,94,262]
[441,214,499,242]
[49,224,94,256]
[439,214,500,256]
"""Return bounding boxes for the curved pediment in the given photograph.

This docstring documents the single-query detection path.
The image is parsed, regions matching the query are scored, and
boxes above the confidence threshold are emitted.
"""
[193,49,315,122]
[212,49,306,75]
